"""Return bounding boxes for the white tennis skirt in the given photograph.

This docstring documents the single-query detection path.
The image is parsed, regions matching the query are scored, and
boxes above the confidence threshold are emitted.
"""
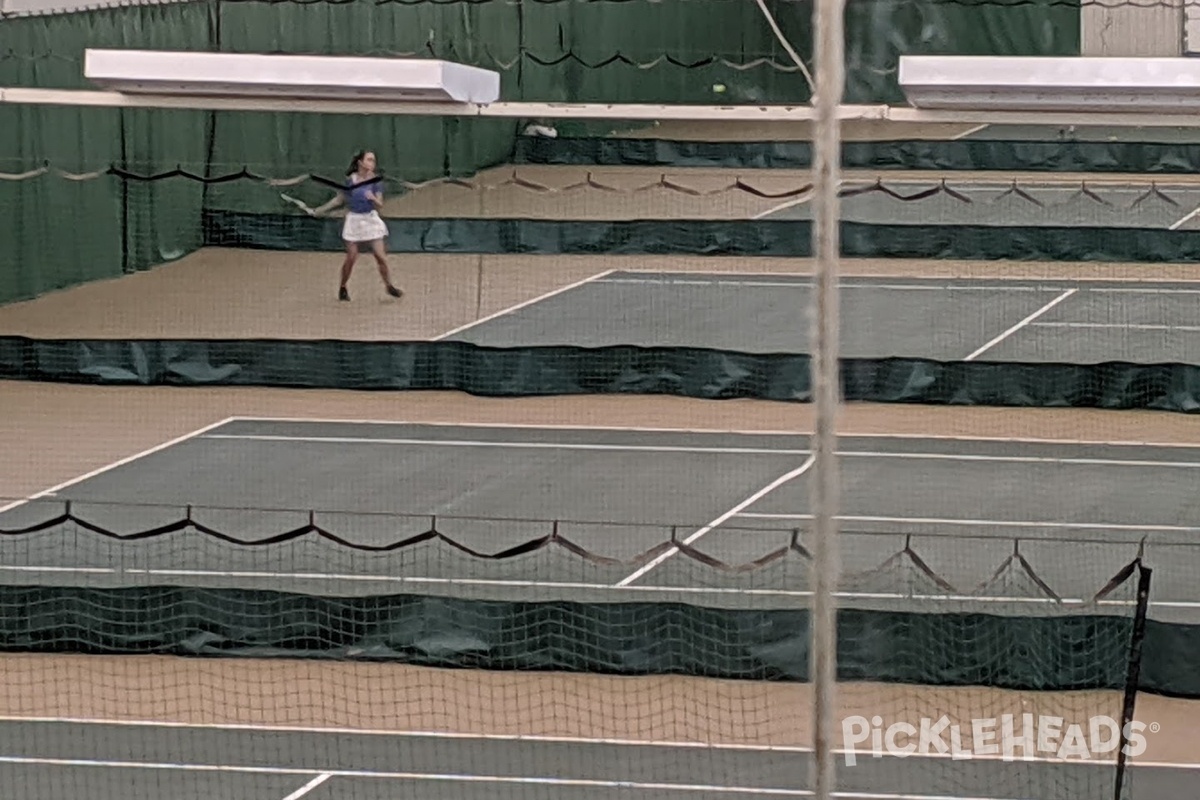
[342,210,389,243]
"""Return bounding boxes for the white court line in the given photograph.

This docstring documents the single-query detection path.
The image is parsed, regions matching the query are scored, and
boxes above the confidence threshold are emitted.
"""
[614,455,816,586]
[735,512,1200,536]
[0,756,815,796]
[1034,321,1200,333]
[964,289,1077,361]
[1091,287,1200,295]
[221,416,1200,450]
[281,773,332,800]
[0,755,1022,799]
[952,124,989,140]
[607,277,1200,296]
[0,722,1194,773]
[4,566,1196,608]
[599,275,1200,297]
[752,189,813,220]
[0,417,237,516]
[431,268,615,340]
[219,414,810,437]
[840,450,1200,468]
[200,433,808,456]
[1169,203,1200,230]
[497,263,1200,287]
[197,434,1200,469]
[0,753,1141,798]
[597,277,1050,292]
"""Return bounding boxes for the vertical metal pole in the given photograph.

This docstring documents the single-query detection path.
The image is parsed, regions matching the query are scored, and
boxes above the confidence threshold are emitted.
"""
[810,0,844,793]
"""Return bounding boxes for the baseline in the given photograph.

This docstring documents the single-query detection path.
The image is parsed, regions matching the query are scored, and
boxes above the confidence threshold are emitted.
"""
[194,432,1200,470]
[216,417,1200,450]
[0,717,1196,770]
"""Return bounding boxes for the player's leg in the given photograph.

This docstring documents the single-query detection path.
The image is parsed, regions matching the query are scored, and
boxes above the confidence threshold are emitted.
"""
[339,239,358,300]
[371,237,402,298]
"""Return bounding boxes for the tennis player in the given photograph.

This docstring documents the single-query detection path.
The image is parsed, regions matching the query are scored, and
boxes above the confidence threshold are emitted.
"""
[318,150,403,302]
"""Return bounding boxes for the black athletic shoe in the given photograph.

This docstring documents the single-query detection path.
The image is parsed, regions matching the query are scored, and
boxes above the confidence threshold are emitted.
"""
[386,285,403,298]
[339,286,350,301]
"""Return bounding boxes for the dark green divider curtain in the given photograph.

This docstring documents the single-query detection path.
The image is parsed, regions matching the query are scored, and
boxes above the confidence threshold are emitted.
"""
[0,14,123,305]
[516,0,1080,106]
[115,4,215,275]
[518,0,811,106]
[842,0,1081,103]
[0,3,213,305]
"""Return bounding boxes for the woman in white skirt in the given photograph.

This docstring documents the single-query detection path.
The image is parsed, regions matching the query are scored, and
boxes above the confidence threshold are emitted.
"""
[321,150,403,302]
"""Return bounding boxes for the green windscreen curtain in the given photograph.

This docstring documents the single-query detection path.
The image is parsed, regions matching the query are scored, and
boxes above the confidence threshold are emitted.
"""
[202,0,521,216]
[515,0,1079,107]
[0,14,124,304]
[841,0,1081,103]
[1,0,1083,306]
[116,4,215,274]
[0,3,214,305]
[518,0,811,106]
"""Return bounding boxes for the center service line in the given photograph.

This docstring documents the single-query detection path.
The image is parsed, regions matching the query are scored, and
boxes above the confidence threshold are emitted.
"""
[614,455,816,586]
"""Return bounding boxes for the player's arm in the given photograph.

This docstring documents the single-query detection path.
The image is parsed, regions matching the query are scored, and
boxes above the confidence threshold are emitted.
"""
[312,190,345,216]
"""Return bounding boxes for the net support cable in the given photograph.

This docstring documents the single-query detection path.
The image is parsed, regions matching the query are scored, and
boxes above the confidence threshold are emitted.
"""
[752,0,815,93]
[811,0,844,796]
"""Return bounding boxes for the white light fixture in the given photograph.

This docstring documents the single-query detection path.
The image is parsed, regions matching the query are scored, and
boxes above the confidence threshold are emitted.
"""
[899,55,1200,113]
[83,49,501,104]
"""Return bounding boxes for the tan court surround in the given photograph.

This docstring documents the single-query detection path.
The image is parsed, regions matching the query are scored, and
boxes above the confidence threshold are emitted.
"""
[1,155,1199,770]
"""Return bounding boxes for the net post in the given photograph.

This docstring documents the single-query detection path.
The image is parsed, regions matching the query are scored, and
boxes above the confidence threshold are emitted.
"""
[811,0,844,795]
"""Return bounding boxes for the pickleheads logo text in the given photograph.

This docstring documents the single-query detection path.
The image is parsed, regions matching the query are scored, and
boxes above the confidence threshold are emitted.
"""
[841,714,1155,765]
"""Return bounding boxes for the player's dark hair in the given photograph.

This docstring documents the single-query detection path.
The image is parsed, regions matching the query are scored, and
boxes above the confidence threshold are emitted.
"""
[346,150,368,176]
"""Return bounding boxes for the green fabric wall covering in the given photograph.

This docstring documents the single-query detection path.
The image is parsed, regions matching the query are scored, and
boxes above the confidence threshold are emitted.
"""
[0,4,213,304]
[518,0,807,105]
[512,0,1078,105]
[115,3,216,274]
[514,135,1200,174]
[0,585,1191,697]
[1,337,1198,413]
[202,211,1200,264]
[841,0,1079,104]
[204,0,520,208]
[0,0,1084,306]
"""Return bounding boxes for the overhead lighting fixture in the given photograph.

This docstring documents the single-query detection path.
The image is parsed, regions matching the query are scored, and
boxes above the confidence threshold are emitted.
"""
[899,55,1200,113]
[83,49,501,104]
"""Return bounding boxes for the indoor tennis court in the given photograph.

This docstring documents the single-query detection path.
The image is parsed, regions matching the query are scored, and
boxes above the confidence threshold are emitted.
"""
[0,418,1198,799]
[0,417,1194,611]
